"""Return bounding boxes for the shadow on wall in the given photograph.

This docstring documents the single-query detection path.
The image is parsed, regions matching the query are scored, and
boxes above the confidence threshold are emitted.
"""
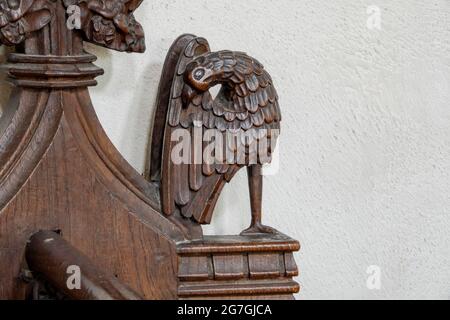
[203,170,251,236]
[127,61,162,176]
[83,43,113,90]
[82,42,162,174]
[120,63,162,172]
[0,47,13,116]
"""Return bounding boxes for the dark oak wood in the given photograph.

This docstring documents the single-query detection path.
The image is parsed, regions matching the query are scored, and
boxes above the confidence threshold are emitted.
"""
[0,0,300,300]
[177,234,300,299]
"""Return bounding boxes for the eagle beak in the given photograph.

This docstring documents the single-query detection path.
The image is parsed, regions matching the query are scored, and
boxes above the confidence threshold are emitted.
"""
[182,84,198,105]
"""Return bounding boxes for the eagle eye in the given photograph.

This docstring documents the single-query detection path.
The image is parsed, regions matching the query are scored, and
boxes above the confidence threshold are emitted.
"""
[193,69,205,81]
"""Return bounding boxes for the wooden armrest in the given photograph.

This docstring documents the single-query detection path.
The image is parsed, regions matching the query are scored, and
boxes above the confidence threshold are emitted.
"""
[25,231,142,300]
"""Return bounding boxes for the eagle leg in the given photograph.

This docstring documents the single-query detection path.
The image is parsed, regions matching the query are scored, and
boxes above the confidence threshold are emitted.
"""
[241,165,276,235]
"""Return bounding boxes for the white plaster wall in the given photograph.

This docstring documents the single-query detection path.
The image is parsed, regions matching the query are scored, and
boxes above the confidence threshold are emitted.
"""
[2,0,450,300]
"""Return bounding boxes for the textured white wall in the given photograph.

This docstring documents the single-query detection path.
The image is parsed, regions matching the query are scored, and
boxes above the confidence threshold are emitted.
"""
[1,0,450,300]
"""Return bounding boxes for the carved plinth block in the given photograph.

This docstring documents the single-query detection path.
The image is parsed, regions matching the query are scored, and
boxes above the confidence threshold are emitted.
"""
[177,233,300,299]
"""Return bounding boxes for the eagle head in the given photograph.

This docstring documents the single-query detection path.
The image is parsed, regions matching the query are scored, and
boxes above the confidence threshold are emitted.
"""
[182,58,215,104]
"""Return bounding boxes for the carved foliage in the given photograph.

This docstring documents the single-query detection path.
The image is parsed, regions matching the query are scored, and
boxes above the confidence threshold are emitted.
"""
[63,0,145,52]
[0,0,145,52]
[0,0,52,46]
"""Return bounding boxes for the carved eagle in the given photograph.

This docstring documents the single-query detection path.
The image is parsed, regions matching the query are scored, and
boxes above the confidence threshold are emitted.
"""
[156,35,281,234]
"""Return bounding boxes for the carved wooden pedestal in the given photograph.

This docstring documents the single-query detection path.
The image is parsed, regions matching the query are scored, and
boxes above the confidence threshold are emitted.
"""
[0,1,300,300]
[177,234,300,300]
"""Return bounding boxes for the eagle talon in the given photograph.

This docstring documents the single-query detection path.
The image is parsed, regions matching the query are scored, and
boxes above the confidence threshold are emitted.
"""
[240,223,277,236]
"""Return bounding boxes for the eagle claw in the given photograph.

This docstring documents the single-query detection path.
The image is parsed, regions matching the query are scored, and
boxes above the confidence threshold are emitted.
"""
[240,223,277,236]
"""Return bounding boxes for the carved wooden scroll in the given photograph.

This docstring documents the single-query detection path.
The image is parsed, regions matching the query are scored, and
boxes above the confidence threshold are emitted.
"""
[0,1,299,300]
